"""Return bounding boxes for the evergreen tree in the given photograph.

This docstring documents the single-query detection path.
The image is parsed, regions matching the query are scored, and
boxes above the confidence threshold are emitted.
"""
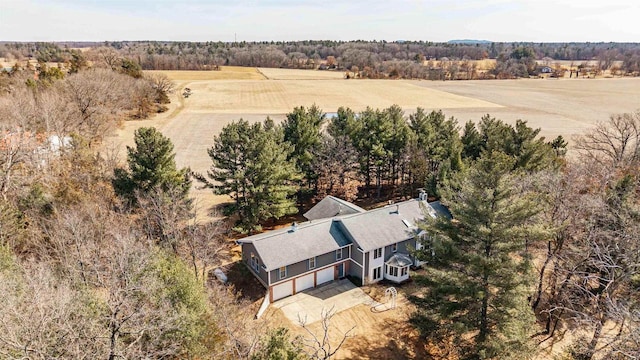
[384,105,410,187]
[282,105,325,187]
[113,127,191,207]
[199,119,254,214]
[201,119,300,233]
[408,108,462,196]
[412,151,541,359]
[461,120,483,160]
[354,107,392,197]
[242,121,300,232]
[461,115,560,171]
[327,106,357,139]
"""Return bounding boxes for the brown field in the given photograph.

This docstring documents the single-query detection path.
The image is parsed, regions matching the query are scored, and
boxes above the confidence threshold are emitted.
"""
[110,68,640,218]
[257,67,346,80]
[183,79,501,114]
[145,67,266,81]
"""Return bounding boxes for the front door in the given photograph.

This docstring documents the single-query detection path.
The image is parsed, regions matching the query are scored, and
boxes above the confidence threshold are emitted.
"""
[337,263,345,279]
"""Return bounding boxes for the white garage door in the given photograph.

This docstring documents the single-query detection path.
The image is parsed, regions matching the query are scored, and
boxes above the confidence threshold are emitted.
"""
[316,267,334,286]
[295,274,315,293]
[272,281,293,301]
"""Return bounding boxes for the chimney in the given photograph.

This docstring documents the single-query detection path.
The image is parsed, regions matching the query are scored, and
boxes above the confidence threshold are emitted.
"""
[418,188,427,201]
[290,222,298,232]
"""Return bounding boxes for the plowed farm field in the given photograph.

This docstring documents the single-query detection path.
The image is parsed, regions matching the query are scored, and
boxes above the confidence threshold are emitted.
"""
[110,67,640,217]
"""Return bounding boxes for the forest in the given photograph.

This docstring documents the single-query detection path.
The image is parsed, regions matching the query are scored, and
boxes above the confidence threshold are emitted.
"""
[1,50,639,359]
[3,40,640,79]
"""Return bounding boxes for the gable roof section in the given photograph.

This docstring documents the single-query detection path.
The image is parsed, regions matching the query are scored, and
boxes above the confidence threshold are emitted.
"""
[339,199,432,252]
[303,196,366,221]
[237,218,350,271]
[428,200,453,220]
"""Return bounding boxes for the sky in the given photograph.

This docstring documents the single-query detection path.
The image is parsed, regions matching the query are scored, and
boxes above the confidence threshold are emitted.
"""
[1,0,639,43]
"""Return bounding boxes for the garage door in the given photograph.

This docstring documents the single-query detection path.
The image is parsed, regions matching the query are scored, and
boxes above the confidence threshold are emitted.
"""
[316,267,334,286]
[295,274,315,293]
[272,281,293,301]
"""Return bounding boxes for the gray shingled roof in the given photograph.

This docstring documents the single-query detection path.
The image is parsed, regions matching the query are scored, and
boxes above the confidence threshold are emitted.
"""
[429,201,453,220]
[386,253,413,267]
[237,218,350,271]
[303,196,366,221]
[339,199,433,252]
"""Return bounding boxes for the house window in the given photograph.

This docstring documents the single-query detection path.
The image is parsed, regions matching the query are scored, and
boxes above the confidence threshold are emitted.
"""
[336,248,343,260]
[373,248,382,259]
[250,253,259,272]
[373,266,382,280]
[386,265,402,277]
[279,266,287,279]
[309,257,316,270]
[401,267,408,277]
[392,243,398,253]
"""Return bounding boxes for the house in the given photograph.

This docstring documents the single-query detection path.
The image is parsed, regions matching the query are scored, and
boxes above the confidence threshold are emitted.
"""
[237,192,451,302]
[539,66,553,74]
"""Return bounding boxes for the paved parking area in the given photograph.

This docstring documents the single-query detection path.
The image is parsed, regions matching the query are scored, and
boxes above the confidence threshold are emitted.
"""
[271,279,378,324]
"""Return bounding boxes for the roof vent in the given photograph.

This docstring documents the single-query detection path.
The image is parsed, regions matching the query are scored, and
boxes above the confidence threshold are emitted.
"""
[290,222,298,232]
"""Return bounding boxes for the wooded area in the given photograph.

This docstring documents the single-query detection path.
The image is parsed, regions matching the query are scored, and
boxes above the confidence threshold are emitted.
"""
[3,41,640,79]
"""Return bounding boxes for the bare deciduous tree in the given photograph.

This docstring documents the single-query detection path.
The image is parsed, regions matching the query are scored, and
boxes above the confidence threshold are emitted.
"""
[298,307,355,360]
[574,111,640,168]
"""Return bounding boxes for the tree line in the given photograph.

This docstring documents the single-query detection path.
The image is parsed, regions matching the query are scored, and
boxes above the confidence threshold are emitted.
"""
[3,41,640,78]
[200,105,566,233]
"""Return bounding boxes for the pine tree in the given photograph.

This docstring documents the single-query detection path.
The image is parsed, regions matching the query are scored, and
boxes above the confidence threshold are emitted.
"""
[412,150,540,359]
[199,119,254,214]
[282,105,325,187]
[241,121,300,232]
[113,127,190,207]
[200,119,300,233]
[462,115,559,171]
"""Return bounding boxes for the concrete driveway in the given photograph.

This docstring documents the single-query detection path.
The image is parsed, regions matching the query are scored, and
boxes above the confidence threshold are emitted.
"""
[271,279,378,325]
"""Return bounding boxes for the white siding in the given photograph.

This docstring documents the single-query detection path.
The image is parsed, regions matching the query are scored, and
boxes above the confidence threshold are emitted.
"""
[368,248,385,283]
